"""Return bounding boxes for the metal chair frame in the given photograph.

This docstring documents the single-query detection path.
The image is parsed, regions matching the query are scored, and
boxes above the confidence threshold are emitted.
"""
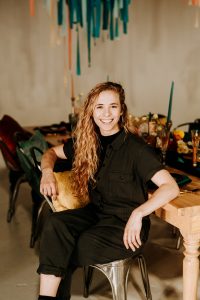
[83,255,152,300]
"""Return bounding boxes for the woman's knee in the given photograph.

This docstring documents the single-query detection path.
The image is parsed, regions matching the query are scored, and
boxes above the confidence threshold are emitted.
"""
[41,213,69,240]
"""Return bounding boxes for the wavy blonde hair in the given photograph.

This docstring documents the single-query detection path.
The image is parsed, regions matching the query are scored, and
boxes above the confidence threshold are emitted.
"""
[72,82,129,199]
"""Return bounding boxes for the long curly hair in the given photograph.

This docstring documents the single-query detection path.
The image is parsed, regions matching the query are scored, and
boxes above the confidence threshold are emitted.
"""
[72,81,129,199]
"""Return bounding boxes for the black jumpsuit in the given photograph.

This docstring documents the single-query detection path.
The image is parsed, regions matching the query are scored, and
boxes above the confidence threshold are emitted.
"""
[37,130,163,298]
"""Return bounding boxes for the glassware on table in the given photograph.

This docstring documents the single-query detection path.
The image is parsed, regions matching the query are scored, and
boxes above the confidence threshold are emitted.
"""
[146,120,157,147]
[191,129,200,167]
[156,123,171,166]
[137,116,153,144]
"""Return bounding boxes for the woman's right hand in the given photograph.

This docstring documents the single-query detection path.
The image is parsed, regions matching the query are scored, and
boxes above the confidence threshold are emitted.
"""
[40,168,58,198]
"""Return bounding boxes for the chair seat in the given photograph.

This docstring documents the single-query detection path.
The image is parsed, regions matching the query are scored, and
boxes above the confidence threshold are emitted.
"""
[83,254,152,300]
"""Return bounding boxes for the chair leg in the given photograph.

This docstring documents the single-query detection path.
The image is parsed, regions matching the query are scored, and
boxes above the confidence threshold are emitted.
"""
[7,172,26,222]
[83,266,94,298]
[92,257,132,300]
[137,255,152,300]
[29,190,43,248]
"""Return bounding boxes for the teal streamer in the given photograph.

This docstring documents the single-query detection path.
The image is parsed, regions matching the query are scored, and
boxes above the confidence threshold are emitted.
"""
[68,0,74,28]
[123,22,127,34]
[102,0,109,30]
[61,0,67,36]
[109,0,114,40]
[87,0,92,66]
[121,0,129,34]
[57,0,63,25]
[44,0,132,69]
[92,0,101,38]
[123,0,129,23]
[77,0,83,27]
[76,26,81,75]
[115,17,119,38]
[92,3,96,38]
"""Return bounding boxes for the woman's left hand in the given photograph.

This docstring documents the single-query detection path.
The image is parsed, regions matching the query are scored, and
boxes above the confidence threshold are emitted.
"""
[123,210,143,251]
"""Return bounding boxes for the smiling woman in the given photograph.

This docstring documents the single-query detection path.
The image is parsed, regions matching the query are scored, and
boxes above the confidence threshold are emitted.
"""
[36,81,179,300]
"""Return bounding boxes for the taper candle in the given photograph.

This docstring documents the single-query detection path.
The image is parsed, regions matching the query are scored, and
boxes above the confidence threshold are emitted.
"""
[167,81,174,124]
[71,74,75,100]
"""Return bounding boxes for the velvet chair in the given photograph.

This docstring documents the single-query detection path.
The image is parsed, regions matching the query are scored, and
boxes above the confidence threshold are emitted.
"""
[0,114,30,222]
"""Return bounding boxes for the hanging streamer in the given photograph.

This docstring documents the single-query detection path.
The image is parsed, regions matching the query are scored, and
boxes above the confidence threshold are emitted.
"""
[76,26,81,75]
[57,0,63,26]
[34,0,132,73]
[76,0,83,27]
[95,0,101,38]
[29,0,35,16]
[71,73,75,100]
[87,0,92,67]
[188,0,200,5]
[102,0,109,30]
[109,0,114,40]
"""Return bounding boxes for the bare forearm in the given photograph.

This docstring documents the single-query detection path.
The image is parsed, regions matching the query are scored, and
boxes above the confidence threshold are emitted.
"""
[41,148,58,172]
[134,182,180,218]
[123,169,180,251]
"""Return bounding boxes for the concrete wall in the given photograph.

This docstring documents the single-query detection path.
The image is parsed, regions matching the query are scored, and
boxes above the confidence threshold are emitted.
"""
[0,0,200,128]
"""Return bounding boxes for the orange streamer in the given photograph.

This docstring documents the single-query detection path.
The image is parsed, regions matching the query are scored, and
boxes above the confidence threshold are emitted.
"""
[29,0,35,16]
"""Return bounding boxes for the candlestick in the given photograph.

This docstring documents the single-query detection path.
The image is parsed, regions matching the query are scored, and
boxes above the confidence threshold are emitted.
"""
[71,74,75,100]
[167,81,174,124]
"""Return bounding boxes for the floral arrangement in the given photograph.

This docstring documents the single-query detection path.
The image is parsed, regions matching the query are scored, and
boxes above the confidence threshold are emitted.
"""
[128,113,167,136]
[128,113,194,155]
[173,129,193,154]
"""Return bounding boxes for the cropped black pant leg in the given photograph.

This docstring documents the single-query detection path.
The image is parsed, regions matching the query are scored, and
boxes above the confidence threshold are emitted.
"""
[37,203,98,277]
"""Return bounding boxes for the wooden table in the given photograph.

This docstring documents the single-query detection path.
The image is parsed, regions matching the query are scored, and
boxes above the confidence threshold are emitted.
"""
[25,126,69,146]
[156,168,200,300]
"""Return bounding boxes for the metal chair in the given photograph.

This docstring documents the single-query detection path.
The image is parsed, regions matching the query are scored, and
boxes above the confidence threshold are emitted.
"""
[83,255,152,300]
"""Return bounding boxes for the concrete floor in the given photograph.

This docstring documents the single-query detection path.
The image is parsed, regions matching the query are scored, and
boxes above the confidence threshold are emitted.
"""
[0,163,200,300]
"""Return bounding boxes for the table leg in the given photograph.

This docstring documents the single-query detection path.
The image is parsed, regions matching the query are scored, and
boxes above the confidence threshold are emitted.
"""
[182,236,200,300]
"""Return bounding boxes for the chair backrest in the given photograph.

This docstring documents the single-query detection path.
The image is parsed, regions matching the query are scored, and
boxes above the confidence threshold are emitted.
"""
[175,119,200,133]
[16,146,41,194]
[0,115,29,171]
[16,130,49,195]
